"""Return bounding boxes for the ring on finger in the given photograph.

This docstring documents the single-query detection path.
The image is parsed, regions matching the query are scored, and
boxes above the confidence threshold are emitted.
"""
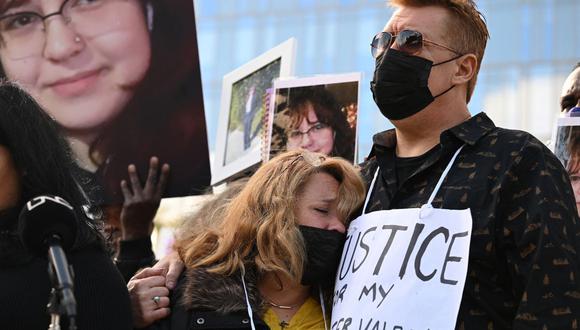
[152,295,161,306]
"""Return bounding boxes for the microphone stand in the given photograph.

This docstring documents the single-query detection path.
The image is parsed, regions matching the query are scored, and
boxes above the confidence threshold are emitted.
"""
[45,235,77,330]
[47,286,62,330]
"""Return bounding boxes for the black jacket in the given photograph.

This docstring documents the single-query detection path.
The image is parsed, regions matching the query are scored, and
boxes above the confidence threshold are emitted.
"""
[0,233,132,330]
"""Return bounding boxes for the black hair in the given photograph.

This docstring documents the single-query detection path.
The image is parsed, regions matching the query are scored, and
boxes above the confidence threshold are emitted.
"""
[0,82,102,248]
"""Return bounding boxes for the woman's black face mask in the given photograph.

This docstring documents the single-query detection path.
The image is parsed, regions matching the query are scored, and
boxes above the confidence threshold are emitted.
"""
[370,48,461,120]
[299,225,346,286]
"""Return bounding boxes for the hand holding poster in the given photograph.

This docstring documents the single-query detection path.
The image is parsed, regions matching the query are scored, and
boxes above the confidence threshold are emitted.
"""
[331,207,472,330]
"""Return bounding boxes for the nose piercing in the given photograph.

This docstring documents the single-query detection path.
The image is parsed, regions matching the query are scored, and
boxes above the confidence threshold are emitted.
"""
[74,36,81,43]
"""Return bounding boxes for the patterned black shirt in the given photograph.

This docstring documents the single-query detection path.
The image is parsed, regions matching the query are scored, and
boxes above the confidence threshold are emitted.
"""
[360,113,580,329]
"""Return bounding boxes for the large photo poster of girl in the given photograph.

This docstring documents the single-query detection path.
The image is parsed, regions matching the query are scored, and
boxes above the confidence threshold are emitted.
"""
[0,0,211,205]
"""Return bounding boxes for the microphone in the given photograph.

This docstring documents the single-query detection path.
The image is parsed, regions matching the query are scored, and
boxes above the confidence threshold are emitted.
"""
[18,195,78,327]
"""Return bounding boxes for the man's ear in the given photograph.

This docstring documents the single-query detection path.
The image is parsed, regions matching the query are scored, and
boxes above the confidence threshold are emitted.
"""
[452,54,477,85]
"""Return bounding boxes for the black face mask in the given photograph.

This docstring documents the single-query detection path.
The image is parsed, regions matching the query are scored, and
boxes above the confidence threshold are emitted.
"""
[370,49,461,120]
[299,225,346,286]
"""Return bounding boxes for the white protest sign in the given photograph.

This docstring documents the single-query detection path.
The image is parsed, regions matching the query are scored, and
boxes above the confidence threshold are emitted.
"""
[331,207,472,330]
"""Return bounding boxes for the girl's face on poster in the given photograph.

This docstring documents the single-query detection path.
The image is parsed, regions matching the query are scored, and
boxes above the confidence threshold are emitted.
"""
[286,104,335,156]
[0,0,151,138]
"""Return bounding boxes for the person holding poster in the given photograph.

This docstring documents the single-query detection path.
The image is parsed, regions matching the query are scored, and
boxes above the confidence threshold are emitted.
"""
[0,0,211,208]
[331,1,580,329]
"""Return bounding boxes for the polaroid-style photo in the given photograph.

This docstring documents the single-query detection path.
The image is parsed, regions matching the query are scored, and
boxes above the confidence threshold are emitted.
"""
[212,38,296,185]
[266,73,361,163]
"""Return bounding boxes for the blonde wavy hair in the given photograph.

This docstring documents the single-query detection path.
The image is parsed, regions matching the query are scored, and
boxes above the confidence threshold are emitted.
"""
[174,178,248,242]
[174,149,366,283]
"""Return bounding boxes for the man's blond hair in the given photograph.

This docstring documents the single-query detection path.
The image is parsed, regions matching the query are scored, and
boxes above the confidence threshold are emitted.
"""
[389,0,489,102]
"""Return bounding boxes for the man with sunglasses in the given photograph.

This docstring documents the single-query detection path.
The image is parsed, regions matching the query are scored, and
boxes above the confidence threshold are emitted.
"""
[349,0,580,329]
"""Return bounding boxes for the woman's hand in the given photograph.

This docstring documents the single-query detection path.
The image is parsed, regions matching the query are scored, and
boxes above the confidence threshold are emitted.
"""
[127,267,171,328]
[120,156,170,241]
[153,250,184,289]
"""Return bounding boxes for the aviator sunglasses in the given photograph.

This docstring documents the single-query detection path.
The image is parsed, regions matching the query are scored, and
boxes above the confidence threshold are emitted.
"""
[371,29,461,58]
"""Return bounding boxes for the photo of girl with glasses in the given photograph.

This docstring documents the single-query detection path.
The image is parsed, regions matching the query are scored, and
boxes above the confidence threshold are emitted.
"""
[0,0,211,206]
[270,78,359,163]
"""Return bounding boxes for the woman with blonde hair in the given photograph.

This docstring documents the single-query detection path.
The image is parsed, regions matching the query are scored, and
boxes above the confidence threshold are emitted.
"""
[143,149,365,330]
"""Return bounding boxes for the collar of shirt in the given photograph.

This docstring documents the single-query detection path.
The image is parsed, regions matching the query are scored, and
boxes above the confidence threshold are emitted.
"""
[363,112,497,210]
[369,112,496,156]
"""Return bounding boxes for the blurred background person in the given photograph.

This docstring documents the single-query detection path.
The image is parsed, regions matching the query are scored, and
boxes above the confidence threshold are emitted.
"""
[561,63,580,216]
[565,130,580,217]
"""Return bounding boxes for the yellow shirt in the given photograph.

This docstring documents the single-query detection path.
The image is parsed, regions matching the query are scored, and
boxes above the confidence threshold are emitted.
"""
[262,297,327,330]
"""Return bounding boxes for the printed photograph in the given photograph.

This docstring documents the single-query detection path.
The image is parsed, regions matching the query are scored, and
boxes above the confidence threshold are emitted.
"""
[224,59,281,165]
[212,38,296,185]
[267,73,361,163]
